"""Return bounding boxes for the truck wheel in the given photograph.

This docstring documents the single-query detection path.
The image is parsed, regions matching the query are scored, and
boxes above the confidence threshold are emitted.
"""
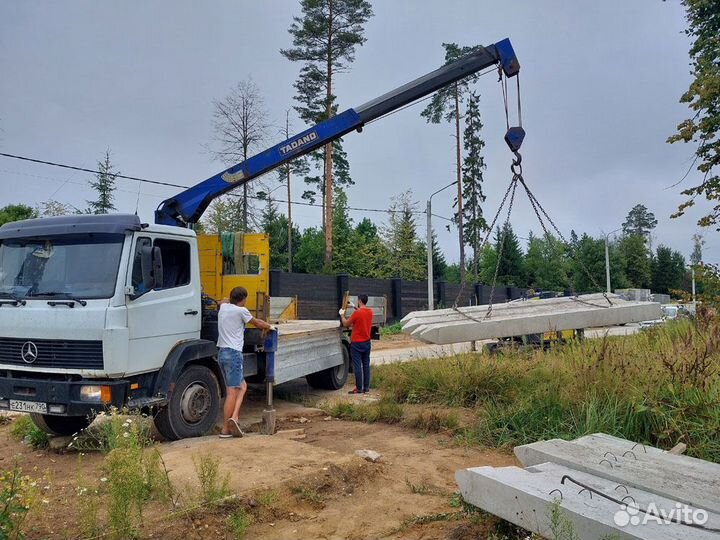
[153,365,220,441]
[306,346,350,390]
[30,413,91,436]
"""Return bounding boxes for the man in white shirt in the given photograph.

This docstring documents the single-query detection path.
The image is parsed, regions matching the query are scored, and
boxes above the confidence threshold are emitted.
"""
[217,286,273,438]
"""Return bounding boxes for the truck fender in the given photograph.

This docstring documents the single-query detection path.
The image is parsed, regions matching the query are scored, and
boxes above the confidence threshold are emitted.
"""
[154,339,226,399]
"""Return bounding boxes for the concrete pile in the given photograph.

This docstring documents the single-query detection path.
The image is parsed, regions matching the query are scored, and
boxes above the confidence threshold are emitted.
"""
[456,433,720,539]
[401,293,662,344]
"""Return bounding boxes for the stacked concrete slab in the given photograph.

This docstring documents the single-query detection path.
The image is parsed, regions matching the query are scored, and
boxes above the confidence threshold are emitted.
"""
[456,433,720,539]
[401,293,662,344]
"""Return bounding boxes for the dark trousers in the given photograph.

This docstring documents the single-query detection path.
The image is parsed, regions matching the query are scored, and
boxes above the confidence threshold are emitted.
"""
[350,340,372,392]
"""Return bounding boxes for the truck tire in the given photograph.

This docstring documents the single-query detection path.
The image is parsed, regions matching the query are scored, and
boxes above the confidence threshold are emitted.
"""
[306,345,350,390]
[153,364,221,441]
[30,413,91,436]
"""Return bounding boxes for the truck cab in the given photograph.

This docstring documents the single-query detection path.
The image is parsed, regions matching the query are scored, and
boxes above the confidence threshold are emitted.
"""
[0,214,226,439]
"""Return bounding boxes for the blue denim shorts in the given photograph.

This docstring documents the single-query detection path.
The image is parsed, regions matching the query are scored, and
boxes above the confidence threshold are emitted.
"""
[218,347,244,388]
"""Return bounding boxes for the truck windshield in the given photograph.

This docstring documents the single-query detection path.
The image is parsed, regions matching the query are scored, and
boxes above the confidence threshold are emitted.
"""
[0,233,125,300]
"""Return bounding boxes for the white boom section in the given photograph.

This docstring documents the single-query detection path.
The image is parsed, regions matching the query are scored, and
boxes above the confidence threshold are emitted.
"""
[401,293,662,344]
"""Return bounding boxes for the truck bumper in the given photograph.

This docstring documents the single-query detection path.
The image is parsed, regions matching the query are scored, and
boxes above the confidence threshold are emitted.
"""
[0,374,128,416]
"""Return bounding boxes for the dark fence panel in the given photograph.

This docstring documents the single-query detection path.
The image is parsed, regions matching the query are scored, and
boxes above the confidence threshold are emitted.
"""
[402,280,429,317]
[269,270,526,321]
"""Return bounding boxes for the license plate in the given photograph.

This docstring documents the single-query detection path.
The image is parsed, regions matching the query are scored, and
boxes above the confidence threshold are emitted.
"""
[9,400,47,414]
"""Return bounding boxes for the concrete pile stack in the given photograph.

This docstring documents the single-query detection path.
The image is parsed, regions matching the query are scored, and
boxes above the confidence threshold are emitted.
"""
[401,293,662,345]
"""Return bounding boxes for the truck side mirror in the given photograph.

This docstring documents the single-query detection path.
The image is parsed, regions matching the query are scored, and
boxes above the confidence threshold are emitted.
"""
[140,245,164,290]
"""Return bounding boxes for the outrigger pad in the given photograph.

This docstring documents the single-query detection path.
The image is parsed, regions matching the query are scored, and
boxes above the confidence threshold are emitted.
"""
[504,126,525,152]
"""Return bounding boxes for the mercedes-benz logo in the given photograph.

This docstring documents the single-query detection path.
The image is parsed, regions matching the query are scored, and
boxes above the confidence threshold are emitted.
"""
[21,341,38,364]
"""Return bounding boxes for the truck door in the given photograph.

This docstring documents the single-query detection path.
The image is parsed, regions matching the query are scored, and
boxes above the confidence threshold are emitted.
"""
[125,235,201,374]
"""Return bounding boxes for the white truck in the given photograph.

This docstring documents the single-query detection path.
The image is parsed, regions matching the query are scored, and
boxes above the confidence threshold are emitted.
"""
[0,39,522,439]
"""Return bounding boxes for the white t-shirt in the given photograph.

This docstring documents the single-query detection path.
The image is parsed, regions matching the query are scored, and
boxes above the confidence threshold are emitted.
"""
[217,303,254,351]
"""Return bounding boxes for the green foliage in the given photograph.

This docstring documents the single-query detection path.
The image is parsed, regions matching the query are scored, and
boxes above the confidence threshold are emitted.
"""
[668,0,720,227]
[261,198,301,271]
[651,245,687,295]
[524,232,570,291]
[493,223,523,286]
[9,416,48,450]
[293,227,326,274]
[0,204,36,226]
[691,233,705,265]
[280,0,373,203]
[372,316,720,462]
[548,500,580,540]
[619,233,652,288]
[462,91,488,280]
[227,508,252,539]
[202,196,245,234]
[383,191,426,280]
[86,150,118,215]
[0,465,35,540]
[193,452,231,505]
[420,43,485,124]
[622,204,657,238]
[431,231,448,281]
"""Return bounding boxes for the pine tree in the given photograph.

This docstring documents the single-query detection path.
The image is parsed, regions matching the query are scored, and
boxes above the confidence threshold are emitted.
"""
[261,198,301,271]
[619,233,652,288]
[493,222,523,286]
[622,204,657,245]
[281,0,373,267]
[461,91,488,281]
[87,150,118,214]
[431,230,448,281]
[384,191,426,280]
[421,43,485,286]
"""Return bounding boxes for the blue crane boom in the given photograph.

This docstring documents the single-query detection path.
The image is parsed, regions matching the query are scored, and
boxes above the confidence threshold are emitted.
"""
[155,38,521,227]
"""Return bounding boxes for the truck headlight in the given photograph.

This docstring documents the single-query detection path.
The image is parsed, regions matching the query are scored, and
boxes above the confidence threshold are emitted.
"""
[80,385,112,403]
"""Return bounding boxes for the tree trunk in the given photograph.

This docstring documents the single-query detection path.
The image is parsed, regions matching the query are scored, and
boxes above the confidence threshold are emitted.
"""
[323,0,334,268]
[454,83,465,285]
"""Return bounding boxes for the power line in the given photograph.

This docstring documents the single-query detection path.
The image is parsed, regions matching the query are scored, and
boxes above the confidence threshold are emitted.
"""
[0,152,453,221]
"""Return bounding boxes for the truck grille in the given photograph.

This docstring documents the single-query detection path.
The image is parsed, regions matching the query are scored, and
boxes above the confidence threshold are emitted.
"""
[0,338,104,370]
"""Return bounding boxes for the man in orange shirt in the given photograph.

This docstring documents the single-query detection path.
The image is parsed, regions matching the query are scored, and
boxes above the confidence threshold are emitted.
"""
[340,294,373,394]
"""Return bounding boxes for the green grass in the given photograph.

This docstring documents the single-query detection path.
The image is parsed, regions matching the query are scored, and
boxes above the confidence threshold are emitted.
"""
[366,316,720,462]
[10,415,49,450]
[380,322,403,336]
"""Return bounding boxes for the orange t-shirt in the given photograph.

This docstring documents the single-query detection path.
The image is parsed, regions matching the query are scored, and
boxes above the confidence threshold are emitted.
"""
[349,307,373,342]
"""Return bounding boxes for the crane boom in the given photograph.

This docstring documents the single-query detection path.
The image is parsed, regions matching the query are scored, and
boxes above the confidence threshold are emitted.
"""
[155,38,520,227]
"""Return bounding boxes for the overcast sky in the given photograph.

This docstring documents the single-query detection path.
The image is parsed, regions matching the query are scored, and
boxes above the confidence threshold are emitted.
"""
[1,1,716,266]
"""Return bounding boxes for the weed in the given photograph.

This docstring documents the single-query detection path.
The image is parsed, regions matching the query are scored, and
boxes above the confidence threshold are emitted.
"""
[380,322,403,336]
[290,486,325,507]
[256,489,279,507]
[9,416,48,450]
[0,465,36,540]
[548,500,580,540]
[69,408,154,453]
[405,477,447,496]
[227,508,252,539]
[193,452,231,505]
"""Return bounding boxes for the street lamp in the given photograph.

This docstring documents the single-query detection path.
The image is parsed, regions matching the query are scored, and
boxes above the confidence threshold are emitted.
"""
[426,180,458,310]
[602,228,622,294]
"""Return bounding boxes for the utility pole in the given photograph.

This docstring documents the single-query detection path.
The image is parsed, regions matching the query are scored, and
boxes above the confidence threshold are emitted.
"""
[426,180,458,310]
[603,228,622,294]
[285,111,293,272]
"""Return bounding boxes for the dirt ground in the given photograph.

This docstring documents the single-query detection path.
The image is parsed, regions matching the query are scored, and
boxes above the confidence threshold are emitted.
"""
[0,396,516,540]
